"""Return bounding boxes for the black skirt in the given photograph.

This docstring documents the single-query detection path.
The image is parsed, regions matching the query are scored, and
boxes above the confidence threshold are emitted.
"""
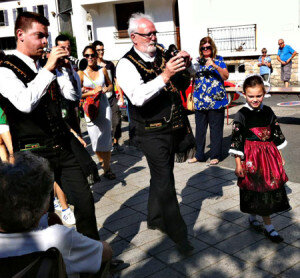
[240,186,291,216]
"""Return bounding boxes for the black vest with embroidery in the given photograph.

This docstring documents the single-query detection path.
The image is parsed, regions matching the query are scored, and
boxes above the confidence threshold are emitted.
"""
[123,47,185,132]
[0,55,69,151]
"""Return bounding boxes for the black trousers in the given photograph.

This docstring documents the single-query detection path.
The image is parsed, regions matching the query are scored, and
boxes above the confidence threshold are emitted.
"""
[39,147,99,240]
[137,129,188,243]
[109,96,122,141]
[195,108,225,161]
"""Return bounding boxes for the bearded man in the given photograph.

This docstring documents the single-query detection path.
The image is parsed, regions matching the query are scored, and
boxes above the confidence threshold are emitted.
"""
[116,13,194,254]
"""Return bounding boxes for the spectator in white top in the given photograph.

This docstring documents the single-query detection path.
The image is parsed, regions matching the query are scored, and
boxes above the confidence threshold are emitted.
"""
[0,152,112,278]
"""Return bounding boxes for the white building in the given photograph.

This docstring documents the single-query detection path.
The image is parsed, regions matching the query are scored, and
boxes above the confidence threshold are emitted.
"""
[71,0,300,84]
[0,0,60,54]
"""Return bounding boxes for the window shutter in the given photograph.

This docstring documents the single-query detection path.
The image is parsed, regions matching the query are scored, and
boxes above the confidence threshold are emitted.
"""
[43,5,49,19]
[33,6,37,13]
[4,10,8,26]
[48,32,52,48]
[13,9,16,23]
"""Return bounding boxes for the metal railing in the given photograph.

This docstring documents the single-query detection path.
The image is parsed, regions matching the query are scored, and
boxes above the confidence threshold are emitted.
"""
[208,24,256,52]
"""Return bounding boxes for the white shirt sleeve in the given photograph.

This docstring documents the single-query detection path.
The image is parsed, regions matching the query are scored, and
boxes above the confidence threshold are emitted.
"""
[65,228,103,275]
[56,65,81,101]
[0,67,55,113]
[116,58,166,106]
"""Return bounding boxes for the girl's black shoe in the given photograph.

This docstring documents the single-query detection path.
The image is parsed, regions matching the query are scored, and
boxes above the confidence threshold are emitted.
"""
[264,229,283,243]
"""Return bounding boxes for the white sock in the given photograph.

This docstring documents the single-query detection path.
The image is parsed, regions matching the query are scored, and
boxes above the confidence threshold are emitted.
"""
[264,224,278,236]
[249,214,260,226]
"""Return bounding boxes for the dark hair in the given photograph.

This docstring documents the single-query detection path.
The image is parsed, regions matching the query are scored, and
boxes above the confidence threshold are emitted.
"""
[0,152,53,232]
[92,40,104,48]
[199,36,217,59]
[243,75,266,94]
[14,11,49,38]
[0,50,5,61]
[55,34,70,46]
[82,45,96,56]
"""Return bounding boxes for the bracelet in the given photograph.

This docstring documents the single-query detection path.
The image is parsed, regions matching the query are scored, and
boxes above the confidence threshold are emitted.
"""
[9,154,14,157]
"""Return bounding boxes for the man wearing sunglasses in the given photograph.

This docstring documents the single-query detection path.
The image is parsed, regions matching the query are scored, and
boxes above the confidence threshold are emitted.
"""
[0,12,100,241]
[116,13,193,255]
[277,39,297,87]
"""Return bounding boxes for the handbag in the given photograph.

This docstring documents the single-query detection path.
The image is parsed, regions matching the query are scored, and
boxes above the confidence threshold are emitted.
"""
[186,79,195,112]
[81,91,101,121]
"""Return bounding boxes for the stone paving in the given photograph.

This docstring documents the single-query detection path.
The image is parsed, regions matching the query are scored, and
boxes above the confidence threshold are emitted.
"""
[82,114,300,277]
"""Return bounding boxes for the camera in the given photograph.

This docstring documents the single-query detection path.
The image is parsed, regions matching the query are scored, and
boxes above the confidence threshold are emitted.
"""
[199,57,207,66]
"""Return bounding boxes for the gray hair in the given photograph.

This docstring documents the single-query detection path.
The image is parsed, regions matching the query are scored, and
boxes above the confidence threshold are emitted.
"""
[0,152,54,232]
[128,13,154,36]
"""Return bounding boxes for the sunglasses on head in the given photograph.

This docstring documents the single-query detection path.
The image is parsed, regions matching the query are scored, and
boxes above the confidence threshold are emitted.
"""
[84,54,96,58]
[201,46,212,51]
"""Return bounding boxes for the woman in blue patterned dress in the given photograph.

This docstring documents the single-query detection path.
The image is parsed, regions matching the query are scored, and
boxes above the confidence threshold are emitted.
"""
[188,36,229,165]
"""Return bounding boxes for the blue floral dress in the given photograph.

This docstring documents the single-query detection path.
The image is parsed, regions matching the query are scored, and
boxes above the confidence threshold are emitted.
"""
[193,55,228,110]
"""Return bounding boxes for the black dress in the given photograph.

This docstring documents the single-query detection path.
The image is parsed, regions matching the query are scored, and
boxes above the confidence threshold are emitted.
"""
[229,104,291,216]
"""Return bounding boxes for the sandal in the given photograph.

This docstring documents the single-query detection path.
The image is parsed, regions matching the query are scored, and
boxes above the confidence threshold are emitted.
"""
[103,169,116,180]
[248,218,263,232]
[187,157,198,164]
[264,229,283,243]
[210,159,219,165]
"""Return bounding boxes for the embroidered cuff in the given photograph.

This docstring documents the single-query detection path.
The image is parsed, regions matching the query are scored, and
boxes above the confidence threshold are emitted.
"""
[277,140,287,150]
[228,149,244,159]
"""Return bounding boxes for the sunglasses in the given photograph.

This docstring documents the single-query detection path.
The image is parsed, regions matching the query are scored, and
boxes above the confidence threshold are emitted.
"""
[84,54,96,58]
[134,31,158,38]
[201,46,212,51]
[262,51,267,54]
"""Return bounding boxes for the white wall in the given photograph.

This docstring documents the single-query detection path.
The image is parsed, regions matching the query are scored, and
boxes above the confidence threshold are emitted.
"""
[72,0,177,60]
[179,0,300,58]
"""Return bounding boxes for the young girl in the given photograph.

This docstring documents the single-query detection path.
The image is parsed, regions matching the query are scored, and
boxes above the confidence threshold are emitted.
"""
[229,75,291,243]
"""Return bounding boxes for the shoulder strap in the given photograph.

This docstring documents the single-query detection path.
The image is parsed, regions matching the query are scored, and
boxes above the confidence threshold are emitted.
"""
[0,55,37,85]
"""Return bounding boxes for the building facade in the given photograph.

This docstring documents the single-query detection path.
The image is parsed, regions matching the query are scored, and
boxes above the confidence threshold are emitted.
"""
[0,0,60,54]
[71,0,300,85]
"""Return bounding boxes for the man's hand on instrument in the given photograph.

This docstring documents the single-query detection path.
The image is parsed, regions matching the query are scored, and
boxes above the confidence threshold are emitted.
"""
[161,56,186,83]
[44,46,69,72]
[177,50,192,67]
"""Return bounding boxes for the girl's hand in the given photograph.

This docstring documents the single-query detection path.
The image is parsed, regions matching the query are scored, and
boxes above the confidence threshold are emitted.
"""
[235,165,244,178]
[102,87,108,93]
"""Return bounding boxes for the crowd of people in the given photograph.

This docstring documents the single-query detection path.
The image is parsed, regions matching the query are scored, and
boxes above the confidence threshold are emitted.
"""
[0,11,293,277]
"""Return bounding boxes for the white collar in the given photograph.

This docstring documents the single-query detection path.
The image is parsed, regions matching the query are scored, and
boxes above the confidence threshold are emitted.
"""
[244,102,264,111]
[15,50,38,73]
[134,47,156,62]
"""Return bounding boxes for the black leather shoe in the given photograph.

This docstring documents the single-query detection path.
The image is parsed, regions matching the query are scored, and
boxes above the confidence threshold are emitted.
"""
[264,229,283,243]
[176,239,194,255]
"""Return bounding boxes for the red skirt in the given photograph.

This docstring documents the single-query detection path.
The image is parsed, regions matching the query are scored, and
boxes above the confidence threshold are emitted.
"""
[238,140,288,192]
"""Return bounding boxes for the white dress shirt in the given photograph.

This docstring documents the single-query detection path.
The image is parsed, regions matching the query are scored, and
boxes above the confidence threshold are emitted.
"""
[0,51,79,113]
[116,47,166,106]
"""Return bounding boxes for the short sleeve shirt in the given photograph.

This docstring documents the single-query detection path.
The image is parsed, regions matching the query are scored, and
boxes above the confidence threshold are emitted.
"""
[278,45,295,62]
[259,56,271,75]
[193,55,229,110]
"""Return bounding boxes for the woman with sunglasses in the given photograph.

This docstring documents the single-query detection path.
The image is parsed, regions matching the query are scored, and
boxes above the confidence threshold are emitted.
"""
[188,36,229,165]
[258,48,272,81]
[78,45,116,180]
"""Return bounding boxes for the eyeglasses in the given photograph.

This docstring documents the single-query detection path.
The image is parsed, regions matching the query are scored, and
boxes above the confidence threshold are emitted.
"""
[262,51,267,54]
[278,42,284,45]
[84,54,96,58]
[200,46,212,51]
[134,31,158,38]
[96,49,105,52]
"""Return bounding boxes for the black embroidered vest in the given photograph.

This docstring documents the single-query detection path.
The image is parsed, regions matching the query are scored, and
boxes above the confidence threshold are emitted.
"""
[0,55,69,152]
[123,47,185,133]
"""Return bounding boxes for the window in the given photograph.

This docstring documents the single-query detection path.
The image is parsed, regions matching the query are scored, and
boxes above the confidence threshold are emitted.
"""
[13,7,27,22]
[0,10,9,27]
[227,65,235,73]
[33,5,49,19]
[114,1,144,39]
[208,24,256,52]
[0,36,16,50]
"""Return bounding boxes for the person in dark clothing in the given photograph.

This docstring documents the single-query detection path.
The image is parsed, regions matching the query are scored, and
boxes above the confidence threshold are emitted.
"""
[0,11,100,240]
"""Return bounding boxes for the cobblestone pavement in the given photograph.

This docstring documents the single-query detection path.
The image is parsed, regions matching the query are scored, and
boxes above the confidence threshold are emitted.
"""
[81,103,299,278]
